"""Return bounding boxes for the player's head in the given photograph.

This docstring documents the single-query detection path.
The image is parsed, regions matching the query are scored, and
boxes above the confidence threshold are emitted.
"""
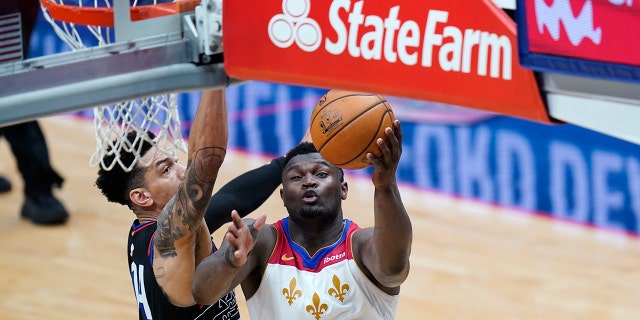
[95,131,155,208]
[281,142,346,220]
[283,142,344,182]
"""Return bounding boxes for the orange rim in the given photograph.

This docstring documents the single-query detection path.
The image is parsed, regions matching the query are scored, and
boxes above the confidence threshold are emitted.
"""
[39,0,200,27]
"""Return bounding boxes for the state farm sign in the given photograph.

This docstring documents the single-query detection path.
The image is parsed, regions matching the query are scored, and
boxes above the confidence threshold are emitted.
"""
[269,2,514,79]
[525,0,640,67]
[224,0,550,123]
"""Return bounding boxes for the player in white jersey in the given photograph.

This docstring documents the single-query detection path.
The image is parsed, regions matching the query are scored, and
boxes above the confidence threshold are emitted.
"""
[193,119,412,319]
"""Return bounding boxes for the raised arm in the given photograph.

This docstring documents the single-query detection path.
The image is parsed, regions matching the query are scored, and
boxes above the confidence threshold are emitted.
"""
[356,120,412,290]
[193,211,268,304]
[154,89,228,305]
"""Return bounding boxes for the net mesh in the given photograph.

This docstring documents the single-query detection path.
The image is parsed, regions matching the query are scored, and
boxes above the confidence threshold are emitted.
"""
[40,0,187,172]
[90,95,186,171]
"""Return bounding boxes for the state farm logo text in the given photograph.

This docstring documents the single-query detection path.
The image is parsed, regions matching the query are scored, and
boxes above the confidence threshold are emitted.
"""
[268,0,512,80]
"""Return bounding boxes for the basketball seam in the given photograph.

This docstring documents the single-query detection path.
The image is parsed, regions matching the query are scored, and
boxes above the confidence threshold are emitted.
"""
[312,92,377,151]
[328,100,389,167]
[317,98,385,154]
[309,93,376,151]
[334,108,391,167]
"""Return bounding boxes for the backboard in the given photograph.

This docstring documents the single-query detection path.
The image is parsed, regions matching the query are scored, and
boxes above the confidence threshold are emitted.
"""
[0,0,234,127]
[3,0,640,149]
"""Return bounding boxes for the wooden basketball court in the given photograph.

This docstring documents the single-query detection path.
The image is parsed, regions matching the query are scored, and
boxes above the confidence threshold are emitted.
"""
[1,115,639,320]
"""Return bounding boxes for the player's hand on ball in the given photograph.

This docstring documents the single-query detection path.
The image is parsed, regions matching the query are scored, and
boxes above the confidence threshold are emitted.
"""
[368,120,402,187]
[310,90,395,170]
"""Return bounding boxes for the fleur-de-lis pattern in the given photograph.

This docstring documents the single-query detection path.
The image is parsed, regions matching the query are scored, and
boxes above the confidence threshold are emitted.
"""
[278,274,352,319]
[305,293,328,320]
[256,220,398,319]
[327,274,349,302]
[281,277,303,305]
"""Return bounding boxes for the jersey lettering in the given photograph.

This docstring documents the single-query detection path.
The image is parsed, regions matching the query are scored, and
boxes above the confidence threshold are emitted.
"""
[131,262,152,319]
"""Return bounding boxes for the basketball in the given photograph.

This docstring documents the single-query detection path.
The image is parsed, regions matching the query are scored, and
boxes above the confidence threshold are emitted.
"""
[309,90,395,170]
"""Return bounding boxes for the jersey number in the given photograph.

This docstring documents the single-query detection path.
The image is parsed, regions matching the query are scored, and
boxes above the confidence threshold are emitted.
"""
[131,262,153,319]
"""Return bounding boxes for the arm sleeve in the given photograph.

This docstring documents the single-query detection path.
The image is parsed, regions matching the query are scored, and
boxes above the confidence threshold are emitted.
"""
[205,156,285,232]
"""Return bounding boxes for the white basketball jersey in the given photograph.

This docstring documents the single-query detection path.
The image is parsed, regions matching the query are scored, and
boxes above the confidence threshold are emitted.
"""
[246,218,399,319]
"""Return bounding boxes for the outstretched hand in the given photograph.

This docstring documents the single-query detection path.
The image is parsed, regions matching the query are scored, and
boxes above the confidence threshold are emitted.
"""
[224,210,266,267]
[367,120,402,186]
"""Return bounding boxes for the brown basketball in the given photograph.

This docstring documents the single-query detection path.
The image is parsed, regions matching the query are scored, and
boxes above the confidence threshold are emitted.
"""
[310,90,395,170]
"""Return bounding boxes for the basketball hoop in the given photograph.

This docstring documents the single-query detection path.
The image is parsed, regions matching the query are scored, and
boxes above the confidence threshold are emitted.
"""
[39,0,201,172]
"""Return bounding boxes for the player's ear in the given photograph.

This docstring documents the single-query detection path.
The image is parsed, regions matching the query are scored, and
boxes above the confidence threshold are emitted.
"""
[341,181,348,200]
[130,188,153,207]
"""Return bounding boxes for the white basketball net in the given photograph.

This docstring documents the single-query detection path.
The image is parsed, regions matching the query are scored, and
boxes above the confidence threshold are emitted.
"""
[90,95,187,172]
[40,0,187,172]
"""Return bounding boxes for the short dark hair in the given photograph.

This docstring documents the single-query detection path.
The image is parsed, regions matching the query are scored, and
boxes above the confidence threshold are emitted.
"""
[283,142,344,181]
[95,131,155,207]
[283,142,318,167]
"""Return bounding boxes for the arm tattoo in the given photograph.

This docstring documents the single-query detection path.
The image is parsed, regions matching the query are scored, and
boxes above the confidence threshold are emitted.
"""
[154,266,166,279]
[187,147,226,211]
[153,147,225,258]
[193,147,226,184]
[155,197,181,258]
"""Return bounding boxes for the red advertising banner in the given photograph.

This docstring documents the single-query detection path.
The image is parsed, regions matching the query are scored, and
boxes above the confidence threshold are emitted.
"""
[223,0,551,123]
[525,0,640,67]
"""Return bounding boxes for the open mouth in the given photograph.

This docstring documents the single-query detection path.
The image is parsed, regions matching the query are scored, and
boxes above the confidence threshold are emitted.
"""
[302,190,318,203]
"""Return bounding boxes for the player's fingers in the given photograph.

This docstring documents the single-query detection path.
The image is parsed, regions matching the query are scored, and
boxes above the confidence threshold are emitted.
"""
[384,121,402,161]
[378,129,393,163]
[386,123,399,147]
[226,228,249,257]
[234,219,262,264]
[393,120,403,145]
[250,215,267,235]
[226,223,238,238]
[230,210,243,228]
[226,230,241,249]
[226,212,242,238]
[367,148,383,168]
